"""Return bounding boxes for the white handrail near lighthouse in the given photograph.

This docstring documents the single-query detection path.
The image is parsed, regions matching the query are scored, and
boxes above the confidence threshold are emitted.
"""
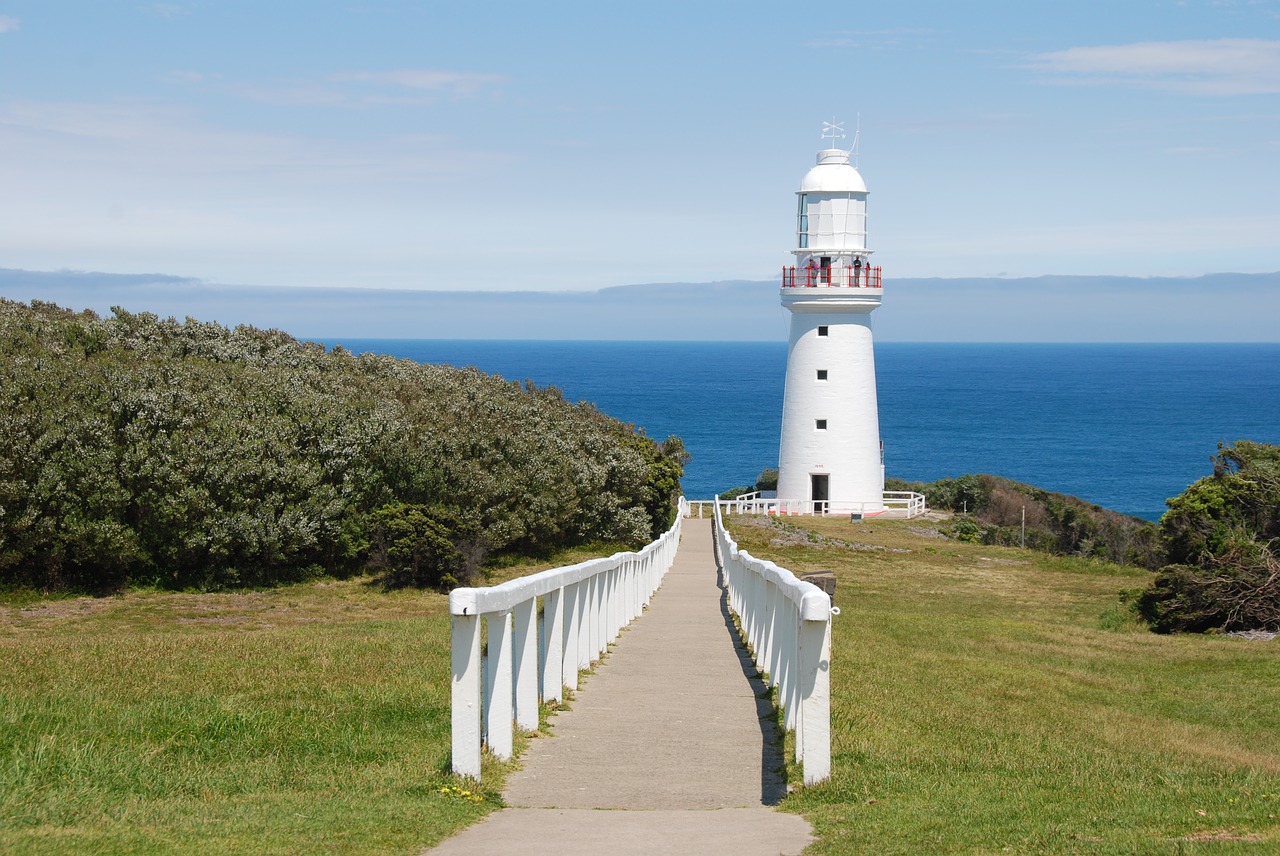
[449,498,687,780]
[713,496,834,785]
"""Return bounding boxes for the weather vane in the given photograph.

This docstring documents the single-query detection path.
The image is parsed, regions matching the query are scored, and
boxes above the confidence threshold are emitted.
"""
[821,119,846,145]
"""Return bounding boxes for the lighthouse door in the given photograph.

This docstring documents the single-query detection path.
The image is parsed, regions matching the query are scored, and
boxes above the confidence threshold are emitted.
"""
[811,474,829,515]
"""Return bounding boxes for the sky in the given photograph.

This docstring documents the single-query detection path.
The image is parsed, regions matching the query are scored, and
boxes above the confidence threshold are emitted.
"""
[0,1,1277,293]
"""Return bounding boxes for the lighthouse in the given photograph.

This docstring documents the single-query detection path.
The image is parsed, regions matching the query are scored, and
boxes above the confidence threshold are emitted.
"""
[776,122,884,515]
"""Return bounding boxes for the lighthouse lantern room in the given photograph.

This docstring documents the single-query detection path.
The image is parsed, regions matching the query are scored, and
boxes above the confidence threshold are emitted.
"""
[776,121,885,514]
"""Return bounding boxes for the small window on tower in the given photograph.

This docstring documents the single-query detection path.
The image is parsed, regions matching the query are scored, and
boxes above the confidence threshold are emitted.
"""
[816,370,828,380]
[815,419,827,430]
[817,326,828,337]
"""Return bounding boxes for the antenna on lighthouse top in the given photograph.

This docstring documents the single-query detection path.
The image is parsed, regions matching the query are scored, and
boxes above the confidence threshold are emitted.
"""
[852,113,861,168]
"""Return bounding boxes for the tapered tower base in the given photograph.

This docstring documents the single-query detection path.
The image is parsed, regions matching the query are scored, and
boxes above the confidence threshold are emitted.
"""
[777,289,884,514]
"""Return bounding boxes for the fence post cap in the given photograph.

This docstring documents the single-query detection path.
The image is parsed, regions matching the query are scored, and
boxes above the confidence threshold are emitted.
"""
[449,588,479,616]
[799,586,832,621]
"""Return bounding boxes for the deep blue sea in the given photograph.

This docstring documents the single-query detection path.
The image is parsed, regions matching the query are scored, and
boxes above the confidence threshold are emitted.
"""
[320,340,1280,521]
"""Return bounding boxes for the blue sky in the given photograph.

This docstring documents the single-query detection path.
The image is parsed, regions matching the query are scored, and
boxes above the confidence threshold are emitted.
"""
[0,1,1277,292]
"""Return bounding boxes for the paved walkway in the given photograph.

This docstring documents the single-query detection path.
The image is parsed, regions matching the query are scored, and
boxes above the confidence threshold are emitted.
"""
[424,517,814,855]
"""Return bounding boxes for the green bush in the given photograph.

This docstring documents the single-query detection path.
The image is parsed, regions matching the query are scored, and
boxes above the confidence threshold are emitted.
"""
[1139,441,1280,633]
[893,473,1158,566]
[366,503,483,589]
[0,299,686,592]
[754,468,778,491]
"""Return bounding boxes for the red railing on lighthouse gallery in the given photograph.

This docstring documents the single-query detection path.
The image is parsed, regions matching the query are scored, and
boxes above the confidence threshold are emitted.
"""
[782,265,882,289]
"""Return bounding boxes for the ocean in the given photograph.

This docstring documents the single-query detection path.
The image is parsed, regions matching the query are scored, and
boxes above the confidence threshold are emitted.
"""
[319,340,1280,521]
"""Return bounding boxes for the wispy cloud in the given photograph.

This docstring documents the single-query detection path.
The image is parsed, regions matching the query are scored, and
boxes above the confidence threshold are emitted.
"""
[204,68,507,108]
[806,28,934,50]
[0,15,19,33]
[159,70,210,85]
[1031,38,1280,95]
[0,98,505,194]
[333,69,507,95]
[151,3,194,19]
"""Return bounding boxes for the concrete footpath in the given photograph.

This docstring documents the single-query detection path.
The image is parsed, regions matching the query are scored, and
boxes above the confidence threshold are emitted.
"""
[424,517,814,855]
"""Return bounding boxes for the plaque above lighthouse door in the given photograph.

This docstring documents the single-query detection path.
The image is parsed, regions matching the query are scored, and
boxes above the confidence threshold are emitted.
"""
[811,474,829,515]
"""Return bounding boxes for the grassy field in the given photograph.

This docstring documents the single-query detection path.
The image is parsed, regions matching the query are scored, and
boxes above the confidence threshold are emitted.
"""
[0,544,619,856]
[7,522,1279,854]
[725,513,1280,855]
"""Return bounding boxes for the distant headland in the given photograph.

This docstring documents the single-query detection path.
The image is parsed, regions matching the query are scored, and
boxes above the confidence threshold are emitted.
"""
[1,267,1277,342]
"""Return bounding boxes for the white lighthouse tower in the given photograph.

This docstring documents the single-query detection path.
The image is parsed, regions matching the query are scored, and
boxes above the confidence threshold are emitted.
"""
[776,121,884,515]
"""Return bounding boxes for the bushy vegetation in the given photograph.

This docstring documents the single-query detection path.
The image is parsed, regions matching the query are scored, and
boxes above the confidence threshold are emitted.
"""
[892,442,1280,634]
[719,467,779,500]
[1139,441,1280,633]
[886,473,1159,566]
[0,299,686,593]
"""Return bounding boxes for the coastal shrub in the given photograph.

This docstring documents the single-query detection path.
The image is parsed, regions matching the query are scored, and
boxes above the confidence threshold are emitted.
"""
[755,468,778,491]
[366,503,484,589]
[0,299,686,593]
[718,468,779,501]
[1139,441,1280,633]
[890,473,1159,565]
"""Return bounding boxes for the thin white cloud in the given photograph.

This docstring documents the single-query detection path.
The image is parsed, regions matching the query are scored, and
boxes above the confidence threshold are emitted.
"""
[159,70,209,85]
[0,15,19,33]
[222,69,505,108]
[151,3,193,19]
[334,69,507,95]
[806,28,934,50]
[1031,38,1280,95]
[0,98,506,195]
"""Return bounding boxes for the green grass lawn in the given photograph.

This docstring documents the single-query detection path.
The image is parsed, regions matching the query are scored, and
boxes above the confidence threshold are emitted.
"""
[726,513,1280,855]
[7,522,1278,854]
[0,543,626,854]
[0,578,520,855]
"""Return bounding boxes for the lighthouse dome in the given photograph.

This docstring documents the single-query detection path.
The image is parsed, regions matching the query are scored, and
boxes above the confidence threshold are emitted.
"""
[799,149,867,193]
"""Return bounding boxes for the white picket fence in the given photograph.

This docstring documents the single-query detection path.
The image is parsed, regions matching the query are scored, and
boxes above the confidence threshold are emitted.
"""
[714,496,836,785]
[718,490,926,518]
[449,498,688,779]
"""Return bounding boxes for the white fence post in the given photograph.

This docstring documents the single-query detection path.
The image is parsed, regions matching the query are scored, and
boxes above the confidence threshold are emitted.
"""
[541,587,564,703]
[512,598,539,732]
[450,608,482,779]
[563,580,581,693]
[484,609,514,760]
[798,607,833,784]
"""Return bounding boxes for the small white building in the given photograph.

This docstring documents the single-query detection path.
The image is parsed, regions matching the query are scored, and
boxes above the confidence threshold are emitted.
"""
[776,128,884,515]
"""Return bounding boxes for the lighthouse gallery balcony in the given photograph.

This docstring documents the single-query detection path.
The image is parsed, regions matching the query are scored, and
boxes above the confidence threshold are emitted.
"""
[781,264,882,289]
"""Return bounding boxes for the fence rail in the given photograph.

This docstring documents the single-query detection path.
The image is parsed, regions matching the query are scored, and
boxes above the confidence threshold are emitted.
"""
[714,490,926,519]
[449,498,687,780]
[713,496,835,785]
